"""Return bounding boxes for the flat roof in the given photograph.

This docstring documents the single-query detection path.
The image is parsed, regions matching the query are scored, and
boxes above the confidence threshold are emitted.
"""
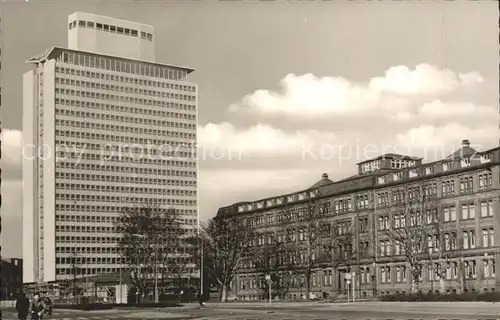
[356,153,422,165]
[69,11,154,29]
[26,46,195,74]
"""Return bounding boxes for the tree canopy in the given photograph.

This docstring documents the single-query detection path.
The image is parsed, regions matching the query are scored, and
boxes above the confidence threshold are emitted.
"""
[115,203,185,298]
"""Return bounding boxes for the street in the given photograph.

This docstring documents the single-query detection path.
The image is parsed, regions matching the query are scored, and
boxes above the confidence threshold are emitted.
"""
[1,308,198,320]
[2,302,500,320]
[189,302,500,319]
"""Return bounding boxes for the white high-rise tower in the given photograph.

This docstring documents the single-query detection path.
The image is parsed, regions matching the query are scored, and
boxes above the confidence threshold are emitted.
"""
[22,12,198,284]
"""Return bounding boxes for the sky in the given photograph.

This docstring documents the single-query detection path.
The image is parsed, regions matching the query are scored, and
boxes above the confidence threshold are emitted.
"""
[1,1,498,258]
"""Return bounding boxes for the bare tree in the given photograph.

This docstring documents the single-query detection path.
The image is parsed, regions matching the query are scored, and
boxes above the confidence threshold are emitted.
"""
[274,190,337,300]
[191,217,252,302]
[115,202,184,301]
[384,180,458,293]
[329,219,358,267]
[320,216,370,297]
[254,239,295,300]
[270,189,374,300]
[425,210,462,293]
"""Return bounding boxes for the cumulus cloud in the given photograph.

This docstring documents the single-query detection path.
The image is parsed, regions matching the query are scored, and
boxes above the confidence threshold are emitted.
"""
[416,100,496,118]
[1,129,23,181]
[369,64,483,95]
[392,100,496,123]
[1,129,22,165]
[2,63,494,225]
[229,64,483,117]
[396,123,496,160]
[198,122,336,156]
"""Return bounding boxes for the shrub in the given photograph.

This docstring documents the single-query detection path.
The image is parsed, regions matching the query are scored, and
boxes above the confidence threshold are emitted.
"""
[130,301,182,308]
[54,303,114,310]
[53,301,182,310]
[379,291,500,302]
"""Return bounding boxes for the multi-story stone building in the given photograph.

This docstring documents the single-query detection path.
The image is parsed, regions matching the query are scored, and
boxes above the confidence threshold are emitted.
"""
[217,140,500,300]
[22,12,198,284]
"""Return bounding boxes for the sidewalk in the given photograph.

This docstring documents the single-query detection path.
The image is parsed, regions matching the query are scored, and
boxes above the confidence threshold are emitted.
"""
[195,301,325,308]
[126,310,198,319]
[193,300,500,313]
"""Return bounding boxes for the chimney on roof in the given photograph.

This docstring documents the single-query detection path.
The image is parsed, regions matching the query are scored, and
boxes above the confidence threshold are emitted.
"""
[462,139,470,148]
[322,173,329,179]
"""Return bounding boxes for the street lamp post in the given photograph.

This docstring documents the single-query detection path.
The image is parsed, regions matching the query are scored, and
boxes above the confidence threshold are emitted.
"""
[351,271,356,303]
[194,223,205,298]
[154,249,159,303]
[132,233,159,303]
[483,253,489,290]
[265,274,272,304]
[344,272,351,303]
[371,261,376,297]
[200,239,204,297]
[118,259,122,304]
[168,219,205,302]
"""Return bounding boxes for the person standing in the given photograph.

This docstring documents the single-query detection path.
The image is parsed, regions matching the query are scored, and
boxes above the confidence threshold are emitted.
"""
[15,292,30,320]
[44,296,53,316]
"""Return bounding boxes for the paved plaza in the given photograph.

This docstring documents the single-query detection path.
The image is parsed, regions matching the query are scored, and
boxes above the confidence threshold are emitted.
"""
[3,302,500,320]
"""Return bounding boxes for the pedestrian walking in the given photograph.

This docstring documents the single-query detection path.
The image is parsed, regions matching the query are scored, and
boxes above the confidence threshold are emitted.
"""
[15,292,30,320]
[197,290,205,307]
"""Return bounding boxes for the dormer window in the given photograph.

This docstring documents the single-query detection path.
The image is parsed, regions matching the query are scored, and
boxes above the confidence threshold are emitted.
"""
[361,160,380,173]
[480,154,491,164]
[442,162,450,172]
[425,166,433,175]
[409,169,418,178]
[391,160,403,169]
[393,172,403,181]
[461,157,471,168]
[378,176,386,184]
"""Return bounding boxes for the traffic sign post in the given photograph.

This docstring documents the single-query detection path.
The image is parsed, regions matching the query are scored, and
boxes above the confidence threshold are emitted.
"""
[344,273,352,303]
[265,274,272,304]
[351,272,356,303]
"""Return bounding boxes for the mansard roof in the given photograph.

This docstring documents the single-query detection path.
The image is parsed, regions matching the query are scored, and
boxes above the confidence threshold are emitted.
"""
[216,143,500,218]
